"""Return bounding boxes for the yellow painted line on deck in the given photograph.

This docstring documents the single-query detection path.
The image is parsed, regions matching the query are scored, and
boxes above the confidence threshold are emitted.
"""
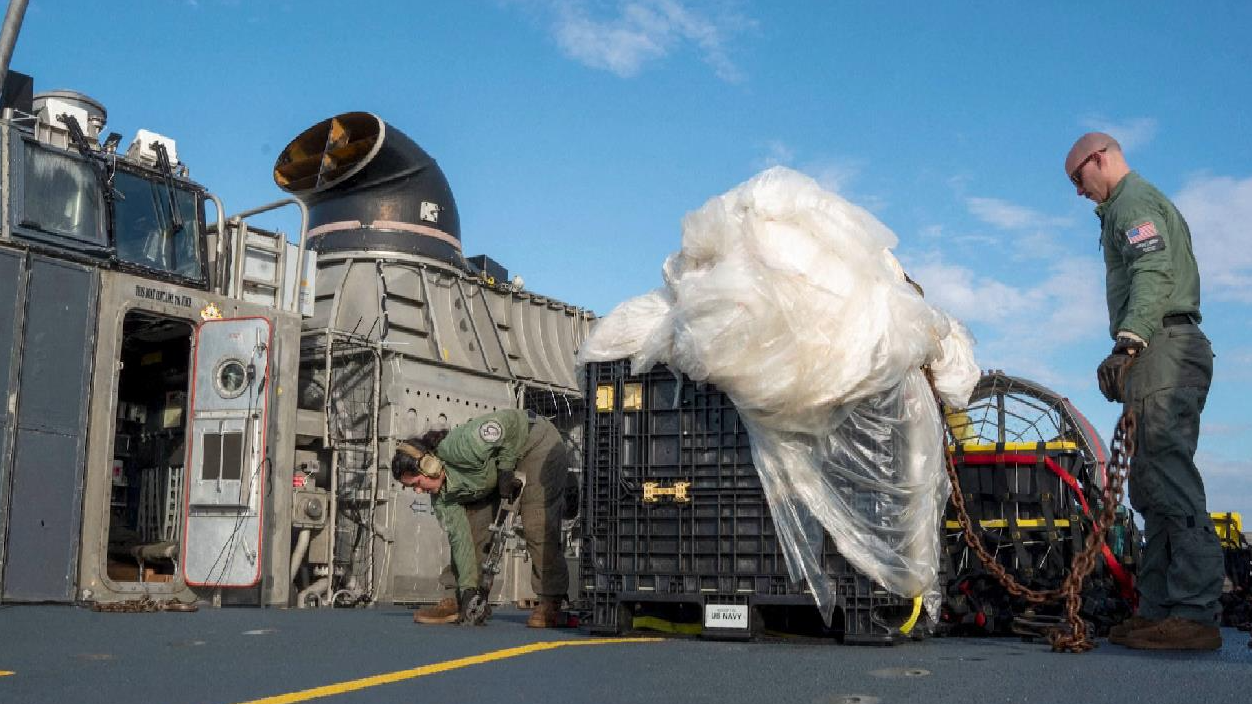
[231,637,661,704]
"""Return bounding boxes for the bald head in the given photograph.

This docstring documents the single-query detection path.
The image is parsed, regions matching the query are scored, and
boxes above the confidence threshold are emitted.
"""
[1065,132,1130,203]
[1065,133,1122,173]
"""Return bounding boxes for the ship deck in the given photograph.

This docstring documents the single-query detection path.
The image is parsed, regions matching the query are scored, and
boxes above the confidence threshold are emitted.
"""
[1,604,1249,704]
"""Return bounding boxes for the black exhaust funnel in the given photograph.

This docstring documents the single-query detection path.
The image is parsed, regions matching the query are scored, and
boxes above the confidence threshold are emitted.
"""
[274,112,462,266]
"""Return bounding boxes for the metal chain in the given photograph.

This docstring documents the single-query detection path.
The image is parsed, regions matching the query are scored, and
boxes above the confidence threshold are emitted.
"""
[928,373,1135,653]
[91,596,198,613]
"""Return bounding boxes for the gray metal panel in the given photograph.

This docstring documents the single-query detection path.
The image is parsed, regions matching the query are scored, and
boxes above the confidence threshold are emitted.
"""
[2,256,96,602]
[0,248,25,586]
[3,427,84,600]
[15,259,97,434]
[0,249,20,417]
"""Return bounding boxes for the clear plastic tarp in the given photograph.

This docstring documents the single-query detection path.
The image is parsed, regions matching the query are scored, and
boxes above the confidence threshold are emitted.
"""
[578,167,979,622]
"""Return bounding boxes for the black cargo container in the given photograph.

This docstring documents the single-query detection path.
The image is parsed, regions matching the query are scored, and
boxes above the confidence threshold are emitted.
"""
[580,360,920,644]
[940,442,1137,634]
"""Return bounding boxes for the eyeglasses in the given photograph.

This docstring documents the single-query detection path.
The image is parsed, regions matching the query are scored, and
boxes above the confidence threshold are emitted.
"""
[1069,147,1107,187]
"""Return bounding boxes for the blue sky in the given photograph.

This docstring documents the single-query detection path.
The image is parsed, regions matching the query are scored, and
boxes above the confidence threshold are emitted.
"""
[16,1,1252,518]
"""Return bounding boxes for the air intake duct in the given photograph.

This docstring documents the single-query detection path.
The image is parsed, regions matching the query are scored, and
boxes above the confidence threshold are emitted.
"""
[274,112,462,266]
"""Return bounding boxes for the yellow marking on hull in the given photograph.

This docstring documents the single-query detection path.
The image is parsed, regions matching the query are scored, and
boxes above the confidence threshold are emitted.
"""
[231,638,661,704]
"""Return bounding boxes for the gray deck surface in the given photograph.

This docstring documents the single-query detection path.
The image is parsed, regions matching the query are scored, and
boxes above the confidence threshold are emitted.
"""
[1,604,1248,704]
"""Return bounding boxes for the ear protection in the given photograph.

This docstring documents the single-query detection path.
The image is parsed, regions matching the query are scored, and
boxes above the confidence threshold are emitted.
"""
[396,443,445,479]
[418,453,445,479]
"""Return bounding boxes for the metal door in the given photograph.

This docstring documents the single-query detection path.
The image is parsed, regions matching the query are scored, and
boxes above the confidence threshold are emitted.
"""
[0,255,97,602]
[181,317,272,588]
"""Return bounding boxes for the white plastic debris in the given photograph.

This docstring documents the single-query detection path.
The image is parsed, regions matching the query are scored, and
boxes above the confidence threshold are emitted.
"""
[578,166,980,623]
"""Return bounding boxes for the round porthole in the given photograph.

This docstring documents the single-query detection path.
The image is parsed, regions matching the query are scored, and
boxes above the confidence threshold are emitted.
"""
[214,358,249,399]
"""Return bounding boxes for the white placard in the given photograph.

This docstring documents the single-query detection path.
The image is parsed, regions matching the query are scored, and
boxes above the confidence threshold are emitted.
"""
[704,604,749,629]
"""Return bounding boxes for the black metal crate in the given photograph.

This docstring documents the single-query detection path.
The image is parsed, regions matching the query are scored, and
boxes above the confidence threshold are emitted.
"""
[582,360,920,644]
[939,443,1135,634]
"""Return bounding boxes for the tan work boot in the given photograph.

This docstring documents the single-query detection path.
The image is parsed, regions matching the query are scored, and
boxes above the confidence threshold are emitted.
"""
[526,599,565,628]
[1108,615,1160,645]
[1120,617,1222,651]
[414,597,459,624]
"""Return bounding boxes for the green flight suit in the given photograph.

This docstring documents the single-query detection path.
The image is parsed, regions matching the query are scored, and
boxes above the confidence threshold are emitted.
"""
[432,410,570,599]
[1096,171,1223,625]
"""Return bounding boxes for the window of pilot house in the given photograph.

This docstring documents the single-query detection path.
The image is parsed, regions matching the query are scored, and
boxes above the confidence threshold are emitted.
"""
[18,142,107,248]
[112,169,204,280]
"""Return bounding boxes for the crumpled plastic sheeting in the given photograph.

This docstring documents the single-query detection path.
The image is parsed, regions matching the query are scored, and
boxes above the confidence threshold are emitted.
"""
[578,167,980,623]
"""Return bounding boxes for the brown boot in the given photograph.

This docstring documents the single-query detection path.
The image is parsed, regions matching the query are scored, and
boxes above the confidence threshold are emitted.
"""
[1120,617,1222,651]
[1109,615,1160,645]
[526,599,565,628]
[414,597,460,624]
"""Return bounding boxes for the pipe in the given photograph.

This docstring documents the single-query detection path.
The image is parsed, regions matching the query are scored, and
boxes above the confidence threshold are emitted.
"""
[273,112,461,266]
[290,528,311,583]
[204,193,226,294]
[326,447,338,607]
[296,577,330,609]
[0,0,29,95]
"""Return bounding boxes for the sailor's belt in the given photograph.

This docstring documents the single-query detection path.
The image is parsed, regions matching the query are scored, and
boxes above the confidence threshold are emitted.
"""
[1162,313,1197,327]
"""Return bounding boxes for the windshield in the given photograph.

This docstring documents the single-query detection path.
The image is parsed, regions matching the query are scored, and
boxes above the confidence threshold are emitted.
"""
[19,141,107,247]
[113,169,203,280]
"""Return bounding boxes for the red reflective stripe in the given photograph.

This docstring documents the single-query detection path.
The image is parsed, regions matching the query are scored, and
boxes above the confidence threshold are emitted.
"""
[1101,543,1137,601]
[954,454,1092,516]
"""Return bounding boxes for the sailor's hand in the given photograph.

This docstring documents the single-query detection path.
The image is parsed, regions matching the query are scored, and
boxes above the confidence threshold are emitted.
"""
[497,470,523,502]
[1096,336,1144,402]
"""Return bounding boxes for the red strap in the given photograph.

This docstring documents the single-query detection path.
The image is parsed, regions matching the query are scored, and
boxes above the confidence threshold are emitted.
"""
[1101,543,1138,602]
[953,452,1136,603]
[954,453,1091,515]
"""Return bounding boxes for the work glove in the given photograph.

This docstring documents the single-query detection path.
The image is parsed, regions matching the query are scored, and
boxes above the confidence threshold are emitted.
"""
[1096,336,1145,403]
[457,587,489,626]
[497,469,523,502]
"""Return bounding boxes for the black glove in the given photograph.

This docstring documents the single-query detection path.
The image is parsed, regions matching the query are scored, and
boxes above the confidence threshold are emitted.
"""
[457,588,489,626]
[1096,336,1145,402]
[498,470,523,502]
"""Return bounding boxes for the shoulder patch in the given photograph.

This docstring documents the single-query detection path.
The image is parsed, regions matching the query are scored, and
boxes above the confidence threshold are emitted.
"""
[1124,219,1165,257]
[478,420,504,444]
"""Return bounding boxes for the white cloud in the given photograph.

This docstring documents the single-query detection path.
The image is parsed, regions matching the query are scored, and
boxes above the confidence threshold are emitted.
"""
[1202,422,1251,437]
[1173,174,1252,304]
[966,196,1072,230]
[1008,231,1065,261]
[909,254,1105,338]
[547,0,750,81]
[1195,452,1252,519]
[904,252,1107,387]
[1079,115,1159,152]
[751,145,869,203]
[754,139,794,169]
[808,160,862,196]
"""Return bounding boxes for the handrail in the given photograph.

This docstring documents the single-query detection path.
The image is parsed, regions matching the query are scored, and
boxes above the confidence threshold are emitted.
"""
[225,198,310,312]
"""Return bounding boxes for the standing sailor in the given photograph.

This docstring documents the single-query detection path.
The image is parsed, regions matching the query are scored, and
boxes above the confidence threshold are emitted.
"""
[1065,132,1223,651]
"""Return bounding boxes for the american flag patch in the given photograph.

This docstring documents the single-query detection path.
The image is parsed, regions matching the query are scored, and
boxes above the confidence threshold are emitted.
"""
[1126,221,1158,244]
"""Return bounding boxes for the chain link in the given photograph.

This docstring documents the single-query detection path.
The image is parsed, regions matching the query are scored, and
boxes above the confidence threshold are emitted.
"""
[91,596,198,613]
[929,373,1135,653]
